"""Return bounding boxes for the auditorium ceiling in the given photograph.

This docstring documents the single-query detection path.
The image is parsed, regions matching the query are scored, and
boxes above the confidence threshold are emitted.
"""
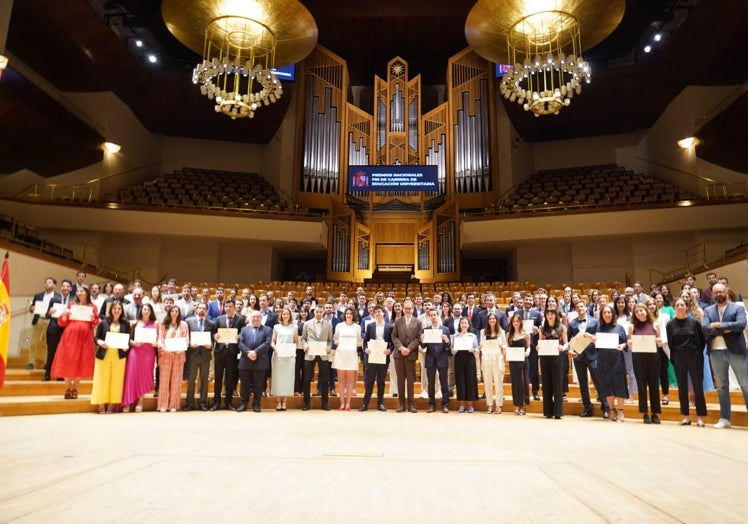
[2,0,747,176]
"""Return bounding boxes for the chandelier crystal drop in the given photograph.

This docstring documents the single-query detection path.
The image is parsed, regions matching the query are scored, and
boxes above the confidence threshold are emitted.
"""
[500,11,590,117]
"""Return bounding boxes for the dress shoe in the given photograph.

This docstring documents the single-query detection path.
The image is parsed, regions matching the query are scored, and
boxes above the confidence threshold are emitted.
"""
[209,403,220,411]
[183,404,194,412]
[396,405,405,413]
[525,396,531,404]
[225,402,236,411]
[358,405,368,412]
[377,405,387,412]
[651,414,661,424]
[643,413,651,424]
[442,407,449,413]
[408,406,417,414]
[427,407,436,413]
[580,409,593,418]
[253,406,261,413]
[603,410,610,419]
[321,404,330,411]
[329,391,337,397]
[200,403,208,411]
[392,393,398,398]
[302,404,310,411]
[236,404,247,412]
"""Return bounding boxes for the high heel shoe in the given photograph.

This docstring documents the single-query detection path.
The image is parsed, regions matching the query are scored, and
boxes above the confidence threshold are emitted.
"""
[616,410,624,423]
[679,418,691,426]
[696,419,705,427]
[64,389,72,399]
[519,407,526,416]
[71,389,78,399]
[610,408,617,422]
[135,404,143,413]
[276,403,282,411]
[514,407,520,415]
[486,407,493,414]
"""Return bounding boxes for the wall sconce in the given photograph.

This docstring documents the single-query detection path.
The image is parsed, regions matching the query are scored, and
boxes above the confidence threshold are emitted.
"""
[677,136,699,149]
[103,142,122,154]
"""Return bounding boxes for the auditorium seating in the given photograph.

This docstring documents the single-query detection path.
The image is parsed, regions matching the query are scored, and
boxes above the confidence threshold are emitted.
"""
[0,212,76,261]
[488,164,700,215]
[104,167,312,215]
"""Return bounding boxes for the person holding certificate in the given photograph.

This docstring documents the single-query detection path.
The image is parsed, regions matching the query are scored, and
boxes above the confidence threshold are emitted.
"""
[667,297,707,427]
[538,308,567,419]
[451,317,479,413]
[50,285,100,400]
[185,302,215,411]
[419,309,451,413]
[361,305,392,412]
[294,307,311,397]
[333,307,363,411]
[301,305,334,411]
[211,299,245,410]
[92,301,130,413]
[271,308,298,411]
[391,300,423,413]
[156,305,188,412]
[628,303,662,424]
[479,312,506,414]
[506,314,530,415]
[237,310,273,412]
[121,303,157,412]
[595,305,629,422]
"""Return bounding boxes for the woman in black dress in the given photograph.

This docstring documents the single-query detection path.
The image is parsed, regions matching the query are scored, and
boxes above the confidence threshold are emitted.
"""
[538,308,567,419]
[507,314,530,415]
[595,305,628,422]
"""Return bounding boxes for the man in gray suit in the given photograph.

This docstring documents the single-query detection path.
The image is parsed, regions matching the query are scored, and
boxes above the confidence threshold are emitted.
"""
[185,302,215,411]
[301,304,333,411]
[391,300,423,413]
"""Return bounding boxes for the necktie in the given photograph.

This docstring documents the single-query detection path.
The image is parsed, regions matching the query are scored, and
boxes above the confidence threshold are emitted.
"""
[198,319,203,332]
[252,327,257,344]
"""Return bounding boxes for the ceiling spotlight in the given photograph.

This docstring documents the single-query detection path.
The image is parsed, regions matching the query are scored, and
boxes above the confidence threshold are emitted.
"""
[103,142,122,154]
[147,54,157,63]
[653,33,662,42]
[644,45,652,53]
[677,137,698,149]
[135,39,143,48]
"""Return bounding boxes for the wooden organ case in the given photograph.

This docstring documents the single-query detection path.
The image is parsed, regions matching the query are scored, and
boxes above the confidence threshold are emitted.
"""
[295,45,497,283]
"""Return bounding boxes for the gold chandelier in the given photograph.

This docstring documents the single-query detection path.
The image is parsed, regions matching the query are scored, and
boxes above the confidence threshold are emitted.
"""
[465,0,625,117]
[162,0,318,120]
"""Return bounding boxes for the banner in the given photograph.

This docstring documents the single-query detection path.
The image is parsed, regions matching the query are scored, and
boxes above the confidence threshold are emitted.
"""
[0,253,9,388]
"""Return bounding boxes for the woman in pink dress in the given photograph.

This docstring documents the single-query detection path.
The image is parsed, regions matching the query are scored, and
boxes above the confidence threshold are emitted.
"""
[51,286,100,399]
[121,303,158,412]
[156,305,188,412]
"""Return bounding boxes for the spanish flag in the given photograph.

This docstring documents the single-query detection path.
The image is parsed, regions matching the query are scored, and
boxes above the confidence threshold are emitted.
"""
[0,253,9,388]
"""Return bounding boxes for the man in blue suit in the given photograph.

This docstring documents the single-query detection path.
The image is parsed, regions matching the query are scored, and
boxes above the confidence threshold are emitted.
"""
[206,286,225,322]
[237,310,273,412]
[702,283,748,429]
[360,305,392,412]
[419,309,452,413]
[568,300,610,418]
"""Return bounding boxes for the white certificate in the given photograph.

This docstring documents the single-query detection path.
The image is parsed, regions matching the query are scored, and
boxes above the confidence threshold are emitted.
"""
[595,332,619,349]
[276,342,297,358]
[217,328,238,343]
[568,333,589,354]
[308,340,328,356]
[134,327,157,344]
[190,331,212,347]
[453,335,473,351]
[523,320,535,334]
[631,335,657,353]
[34,300,50,316]
[69,305,93,322]
[481,339,501,355]
[105,331,130,349]
[336,335,357,351]
[50,303,67,318]
[538,339,560,356]
[424,329,444,344]
[506,346,526,362]
[367,339,388,365]
[164,337,188,352]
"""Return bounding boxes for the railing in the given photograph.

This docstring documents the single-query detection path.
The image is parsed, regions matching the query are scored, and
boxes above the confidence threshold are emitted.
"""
[636,157,716,197]
[704,181,748,199]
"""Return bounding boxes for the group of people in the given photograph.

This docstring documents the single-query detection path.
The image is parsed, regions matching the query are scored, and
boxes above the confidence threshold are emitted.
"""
[25,271,748,427]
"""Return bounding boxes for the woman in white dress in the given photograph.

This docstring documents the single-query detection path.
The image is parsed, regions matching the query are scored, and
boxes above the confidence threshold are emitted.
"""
[333,307,363,411]
[271,308,298,411]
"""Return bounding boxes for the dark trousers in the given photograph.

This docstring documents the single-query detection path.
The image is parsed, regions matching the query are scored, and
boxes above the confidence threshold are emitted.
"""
[509,361,526,407]
[45,327,63,376]
[657,347,670,395]
[540,355,564,418]
[562,353,570,393]
[294,349,305,394]
[672,348,707,416]
[154,347,160,392]
[454,351,478,401]
[633,352,661,414]
[573,358,609,411]
[317,362,336,392]
[427,366,449,407]
[240,368,266,408]
[362,360,387,407]
[394,356,416,407]
[213,349,238,406]
[528,346,540,395]
[186,348,210,406]
[304,357,329,407]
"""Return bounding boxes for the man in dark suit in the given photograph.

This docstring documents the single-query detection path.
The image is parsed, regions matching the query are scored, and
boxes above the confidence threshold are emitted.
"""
[185,302,215,411]
[568,300,609,418]
[206,286,225,322]
[44,279,72,381]
[360,305,392,412]
[518,293,542,401]
[702,283,748,429]
[99,283,130,319]
[28,277,58,370]
[237,310,273,412]
[210,299,245,410]
[391,300,423,413]
[257,294,278,395]
[473,293,508,333]
[420,309,451,413]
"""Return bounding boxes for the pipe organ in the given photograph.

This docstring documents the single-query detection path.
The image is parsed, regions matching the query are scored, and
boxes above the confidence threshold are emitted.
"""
[296,45,495,282]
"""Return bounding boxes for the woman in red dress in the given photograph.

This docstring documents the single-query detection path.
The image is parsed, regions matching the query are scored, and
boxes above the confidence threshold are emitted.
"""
[51,286,100,399]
